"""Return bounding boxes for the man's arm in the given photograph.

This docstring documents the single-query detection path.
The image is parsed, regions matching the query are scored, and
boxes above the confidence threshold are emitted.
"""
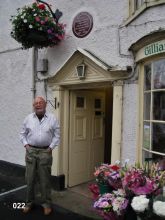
[20,117,29,147]
[49,118,60,150]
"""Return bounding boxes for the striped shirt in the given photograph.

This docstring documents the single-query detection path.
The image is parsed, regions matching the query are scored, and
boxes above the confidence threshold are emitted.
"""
[20,112,60,149]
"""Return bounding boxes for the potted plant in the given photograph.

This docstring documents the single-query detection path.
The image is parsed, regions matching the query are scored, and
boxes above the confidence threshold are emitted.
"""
[10,1,65,49]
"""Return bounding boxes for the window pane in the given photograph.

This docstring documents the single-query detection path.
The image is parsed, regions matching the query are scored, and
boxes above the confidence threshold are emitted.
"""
[144,93,150,120]
[76,97,85,108]
[153,91,165,121]
[153,59,165,89]
[152,123,165,154]
[144,64,151,90]
[95,99,101,109]
[143,123,150,150]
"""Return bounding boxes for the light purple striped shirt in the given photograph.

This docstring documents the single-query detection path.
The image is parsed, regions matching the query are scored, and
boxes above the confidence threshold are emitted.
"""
[20,112,60,149]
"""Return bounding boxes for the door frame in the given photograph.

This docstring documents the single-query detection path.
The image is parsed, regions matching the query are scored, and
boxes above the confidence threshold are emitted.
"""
[58,82,122,188]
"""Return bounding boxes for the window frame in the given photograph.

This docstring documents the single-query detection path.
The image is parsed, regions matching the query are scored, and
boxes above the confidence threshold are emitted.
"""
[139,57,165,163]
[126,0,165,26]
[134,0,145,11]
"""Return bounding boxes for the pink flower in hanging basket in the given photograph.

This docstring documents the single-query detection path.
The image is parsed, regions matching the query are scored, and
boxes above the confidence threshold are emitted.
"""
[35,16,40,22]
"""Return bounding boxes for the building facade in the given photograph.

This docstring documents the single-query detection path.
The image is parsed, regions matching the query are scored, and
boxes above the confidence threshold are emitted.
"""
[0,0,165,187]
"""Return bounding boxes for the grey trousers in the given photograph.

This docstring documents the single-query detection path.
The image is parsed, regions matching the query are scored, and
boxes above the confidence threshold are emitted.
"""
[25,147,52,208]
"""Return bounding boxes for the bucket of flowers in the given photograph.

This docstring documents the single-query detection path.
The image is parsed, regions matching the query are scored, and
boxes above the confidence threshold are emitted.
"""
[10,1,65,49]
[93,163,120,195]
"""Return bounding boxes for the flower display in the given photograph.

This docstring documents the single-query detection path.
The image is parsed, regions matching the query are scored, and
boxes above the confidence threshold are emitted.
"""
[91,160,165,220]
[10,2,65,49]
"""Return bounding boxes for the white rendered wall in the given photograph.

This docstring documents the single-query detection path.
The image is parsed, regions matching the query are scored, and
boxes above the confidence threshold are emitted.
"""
[0,50,32,165]
[120,5,165,55]
[0,0,33,165]
[121,84,138,164]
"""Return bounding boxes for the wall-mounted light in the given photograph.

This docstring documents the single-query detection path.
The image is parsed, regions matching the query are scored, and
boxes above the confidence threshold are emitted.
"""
[76,63,86,79]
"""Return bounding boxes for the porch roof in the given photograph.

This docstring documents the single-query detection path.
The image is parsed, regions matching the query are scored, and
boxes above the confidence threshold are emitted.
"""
[47,48,131,85]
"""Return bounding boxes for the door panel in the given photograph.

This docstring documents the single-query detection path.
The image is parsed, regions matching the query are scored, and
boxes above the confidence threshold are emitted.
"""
[92,116,103,138]
[68,90,105,186]
[74,116,87,140]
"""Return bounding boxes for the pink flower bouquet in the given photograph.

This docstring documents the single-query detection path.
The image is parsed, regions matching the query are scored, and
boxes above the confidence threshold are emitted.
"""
[122,167,158,196]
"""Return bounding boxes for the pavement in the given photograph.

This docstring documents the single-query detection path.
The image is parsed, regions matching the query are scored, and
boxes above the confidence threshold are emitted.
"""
[0,184,101,220]
[0,164,101,220]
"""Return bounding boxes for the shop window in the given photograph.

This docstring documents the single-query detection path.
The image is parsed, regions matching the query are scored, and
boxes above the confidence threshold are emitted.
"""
[143,58,165,161]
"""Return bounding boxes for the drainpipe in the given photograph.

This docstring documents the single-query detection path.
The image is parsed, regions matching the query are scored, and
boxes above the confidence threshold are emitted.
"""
[31,47,38,100]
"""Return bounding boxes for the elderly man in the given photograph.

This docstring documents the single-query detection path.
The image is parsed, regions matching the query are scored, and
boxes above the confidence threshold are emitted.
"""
[20,96,60,215]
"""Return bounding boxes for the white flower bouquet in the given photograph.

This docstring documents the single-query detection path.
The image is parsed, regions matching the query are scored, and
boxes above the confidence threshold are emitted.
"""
[131,195,149,213]
[153,201,165,218]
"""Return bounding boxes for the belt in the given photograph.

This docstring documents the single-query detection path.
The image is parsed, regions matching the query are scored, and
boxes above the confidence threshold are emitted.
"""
[29,145,49,149]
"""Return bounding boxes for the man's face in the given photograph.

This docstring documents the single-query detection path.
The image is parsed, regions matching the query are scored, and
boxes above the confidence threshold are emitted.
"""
[33,98,46,116]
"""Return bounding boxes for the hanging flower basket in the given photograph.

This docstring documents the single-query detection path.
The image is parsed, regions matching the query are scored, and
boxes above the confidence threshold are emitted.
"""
[10,2,65,49]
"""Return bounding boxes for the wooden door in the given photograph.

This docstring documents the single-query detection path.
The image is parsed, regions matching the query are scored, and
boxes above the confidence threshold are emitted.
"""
[68,90,105,186]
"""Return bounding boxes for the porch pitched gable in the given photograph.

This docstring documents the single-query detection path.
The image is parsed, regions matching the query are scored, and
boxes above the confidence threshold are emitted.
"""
[48,48,129,86]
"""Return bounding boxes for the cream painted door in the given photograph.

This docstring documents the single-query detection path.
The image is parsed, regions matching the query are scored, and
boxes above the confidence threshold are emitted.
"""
[68,90,105,186]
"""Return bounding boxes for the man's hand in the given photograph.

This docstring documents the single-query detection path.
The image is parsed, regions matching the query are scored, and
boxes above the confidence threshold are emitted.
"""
[25,144,30,150]
[47,147,52,154]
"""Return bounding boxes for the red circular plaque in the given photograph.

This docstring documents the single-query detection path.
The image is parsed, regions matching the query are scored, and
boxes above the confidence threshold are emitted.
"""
[72,12,93,38]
